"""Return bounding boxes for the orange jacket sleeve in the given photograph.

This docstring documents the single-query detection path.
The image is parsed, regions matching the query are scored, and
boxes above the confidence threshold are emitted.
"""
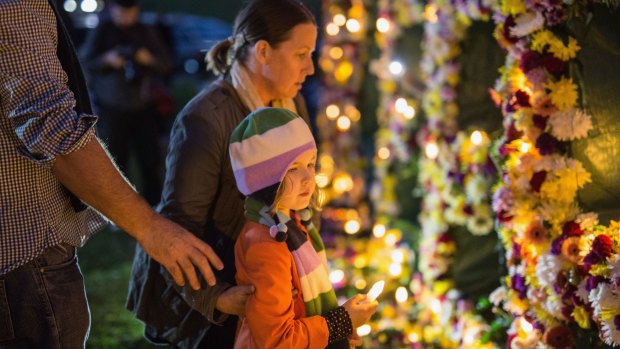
[243,241,329,349]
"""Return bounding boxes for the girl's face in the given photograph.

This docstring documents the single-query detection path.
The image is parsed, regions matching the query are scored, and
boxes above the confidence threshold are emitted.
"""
[260,23,317,101]
[276,149,317,211]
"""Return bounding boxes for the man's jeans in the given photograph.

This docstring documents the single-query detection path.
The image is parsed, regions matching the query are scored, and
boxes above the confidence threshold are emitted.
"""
[0,244,90,348]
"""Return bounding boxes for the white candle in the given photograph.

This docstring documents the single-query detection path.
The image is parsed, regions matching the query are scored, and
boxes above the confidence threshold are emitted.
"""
[366,280,384,302]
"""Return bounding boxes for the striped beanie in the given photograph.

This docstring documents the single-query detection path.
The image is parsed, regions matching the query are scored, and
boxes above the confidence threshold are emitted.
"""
[229,107,316,206]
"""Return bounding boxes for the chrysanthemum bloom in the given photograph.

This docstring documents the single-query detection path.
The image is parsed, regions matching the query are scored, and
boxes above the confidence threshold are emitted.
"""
[543,325,573,349]
[584,234,613,268]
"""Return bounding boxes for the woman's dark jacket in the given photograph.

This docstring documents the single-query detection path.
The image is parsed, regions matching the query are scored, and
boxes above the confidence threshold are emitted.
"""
[126,78,310,348]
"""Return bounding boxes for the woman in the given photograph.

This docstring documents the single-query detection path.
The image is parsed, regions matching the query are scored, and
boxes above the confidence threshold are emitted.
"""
[126,0,317,347]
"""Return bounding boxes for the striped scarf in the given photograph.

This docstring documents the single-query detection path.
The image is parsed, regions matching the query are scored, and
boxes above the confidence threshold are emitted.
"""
[244,197,339,317]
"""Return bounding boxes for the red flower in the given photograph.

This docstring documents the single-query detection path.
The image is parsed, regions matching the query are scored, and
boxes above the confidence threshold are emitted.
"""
[530,171,547,193]
[584,234,613,267]
[593,234,612,256]
[506,334,517,349]
[543,325,573,349]
[502,16,519,44]
[563,221,583,237]
[515,90,531,107]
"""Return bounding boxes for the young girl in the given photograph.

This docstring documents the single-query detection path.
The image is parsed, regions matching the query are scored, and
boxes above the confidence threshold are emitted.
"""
[229,108,378,348]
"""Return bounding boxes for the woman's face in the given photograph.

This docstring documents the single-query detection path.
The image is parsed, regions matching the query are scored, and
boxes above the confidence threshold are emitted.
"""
[277,149,317,211]
[260,23,317,100]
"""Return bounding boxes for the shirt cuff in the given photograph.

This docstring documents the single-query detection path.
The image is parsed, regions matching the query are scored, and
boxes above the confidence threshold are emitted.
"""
[172,279,232,325]
[23,112,98,168]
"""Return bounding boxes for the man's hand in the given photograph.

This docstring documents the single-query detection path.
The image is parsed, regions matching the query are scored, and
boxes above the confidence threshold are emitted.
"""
[138,214,224,290]
[215,285,255,316]
[52,138,224,290]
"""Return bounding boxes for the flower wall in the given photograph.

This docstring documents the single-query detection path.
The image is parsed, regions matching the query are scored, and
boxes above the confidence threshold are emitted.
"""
[489,0,620,347]
[318,0,620,348]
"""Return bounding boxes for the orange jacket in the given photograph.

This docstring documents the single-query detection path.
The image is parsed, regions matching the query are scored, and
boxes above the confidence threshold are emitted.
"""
[234,220,330,349]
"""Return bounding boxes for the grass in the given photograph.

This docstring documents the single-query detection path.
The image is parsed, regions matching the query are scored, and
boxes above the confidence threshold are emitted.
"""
[80,226,169,349]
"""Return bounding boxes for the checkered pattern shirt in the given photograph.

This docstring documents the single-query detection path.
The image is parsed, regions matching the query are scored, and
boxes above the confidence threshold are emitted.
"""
[0,0,107,275]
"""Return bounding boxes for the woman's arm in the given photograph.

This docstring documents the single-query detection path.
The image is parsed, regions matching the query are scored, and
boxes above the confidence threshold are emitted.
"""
[157,106,240,323]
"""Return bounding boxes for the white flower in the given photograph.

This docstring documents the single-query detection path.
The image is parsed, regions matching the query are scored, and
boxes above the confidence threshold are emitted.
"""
[609,255,620,284]
[467,205,494,235]
[541,295,567,320]
[548,109,593,141]
[465,175,488,205]
[576,278,591,303]
[536,254,563,288]
[527,287,547,305]
[510,12,545,37]
[490,286,508,306]
[576,212,599,231]
[589,283,620,346]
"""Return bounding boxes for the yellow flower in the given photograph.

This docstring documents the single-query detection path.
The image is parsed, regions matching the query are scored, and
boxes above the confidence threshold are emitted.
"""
[545,77,578,111]
[572,306,591,329]
[531,30,554,52]
[590,264,612,278]
[548,36,581,61]
[501,0,527,15]
[541,177,577,204]
[433,280,454,295]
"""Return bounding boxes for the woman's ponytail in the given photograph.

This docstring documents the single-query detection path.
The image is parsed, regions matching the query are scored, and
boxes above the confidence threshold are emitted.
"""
[206,38,233,76]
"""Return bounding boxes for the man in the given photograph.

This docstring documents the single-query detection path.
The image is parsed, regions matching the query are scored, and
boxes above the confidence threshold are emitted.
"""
[0,1,222,348]
[81,0,172,205]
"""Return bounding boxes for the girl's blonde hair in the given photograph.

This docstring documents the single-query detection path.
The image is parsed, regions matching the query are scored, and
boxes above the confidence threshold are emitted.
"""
[270,175,321,215]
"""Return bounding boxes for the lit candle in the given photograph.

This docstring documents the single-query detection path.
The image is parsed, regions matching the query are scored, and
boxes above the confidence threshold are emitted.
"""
[366,280,385,302]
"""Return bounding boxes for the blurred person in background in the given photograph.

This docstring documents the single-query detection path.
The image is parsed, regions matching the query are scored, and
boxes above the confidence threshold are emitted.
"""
[126,0,319,347]
[81,0,172,205]
[0,1,223,348]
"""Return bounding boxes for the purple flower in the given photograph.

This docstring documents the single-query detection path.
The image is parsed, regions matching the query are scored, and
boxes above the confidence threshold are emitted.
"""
[545,8,567,27]
[536,133,558,155]
[513,242,522,260]
[551,236,566,255]
[614,315,620,331]
[512,273,528,299]
[542,54,566,77]
[533,114,548,130]
[585,276,606,292]
[521,51,544,73]
[441,86,457,101]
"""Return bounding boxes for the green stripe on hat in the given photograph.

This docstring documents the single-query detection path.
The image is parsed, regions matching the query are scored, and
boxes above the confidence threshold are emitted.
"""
[230,107,300,144]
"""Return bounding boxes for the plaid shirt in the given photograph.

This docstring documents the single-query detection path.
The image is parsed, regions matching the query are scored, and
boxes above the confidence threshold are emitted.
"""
[0,0,107,275]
